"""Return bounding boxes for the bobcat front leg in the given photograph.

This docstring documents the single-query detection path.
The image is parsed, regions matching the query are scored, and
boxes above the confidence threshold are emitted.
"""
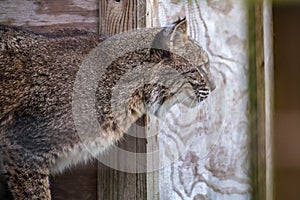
[3,164,51,200]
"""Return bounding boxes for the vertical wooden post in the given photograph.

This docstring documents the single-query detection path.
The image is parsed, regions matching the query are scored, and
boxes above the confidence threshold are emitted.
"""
[97,118,147,200]
[248,0,274,199]
[146,0,267,199]
[97,1,147,200]
[144,2,160,198]
[145,116,159,200]
[263,2,274,200]
[248,1,265,199]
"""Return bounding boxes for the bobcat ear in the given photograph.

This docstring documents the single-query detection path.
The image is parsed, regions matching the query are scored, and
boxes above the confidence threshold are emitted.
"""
[150,17,187,59]
[169,17,187,51]
[171,17,187,37]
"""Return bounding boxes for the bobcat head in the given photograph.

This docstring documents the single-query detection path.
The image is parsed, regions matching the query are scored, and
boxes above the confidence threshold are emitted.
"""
[146,17,216,116]
[89,18,216,133]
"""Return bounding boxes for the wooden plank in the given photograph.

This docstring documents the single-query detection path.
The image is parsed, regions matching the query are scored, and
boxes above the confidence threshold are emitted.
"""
[0,0,99,33]
[248,1,265,200]
[50,162,98,200]
[263,2,274,200]
[147,0,251,199]
[248,1,274,199]
[145,116,159,200]
[99,0,146,36]
[0,1,101,200]
[97,117,147,200]
[97,2,147,199]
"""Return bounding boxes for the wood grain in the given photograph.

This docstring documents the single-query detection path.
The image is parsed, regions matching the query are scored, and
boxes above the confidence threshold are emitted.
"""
[97,118,147,200]
[50,161,98,200]
[146,0,252,199]
[263,2,274,199]
[0,0,99,33]
[97,1,148,199]
[99,0,146,36]
[0,0,273,199]
[146,116,159,200]
[249,1,274,200]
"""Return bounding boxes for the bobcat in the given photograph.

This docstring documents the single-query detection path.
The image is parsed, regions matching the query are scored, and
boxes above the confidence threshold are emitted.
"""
[0,18,215,199]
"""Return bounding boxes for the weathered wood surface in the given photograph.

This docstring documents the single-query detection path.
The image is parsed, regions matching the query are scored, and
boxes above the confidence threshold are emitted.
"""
[0,0,272,199]
[97,119,147,200]
[50,162,98,200]
[263,2,274,200]
[97,1,148,200]
[0,0,99,32]
[99,0,146,36]
[146,0,251,199]
[248,1,275,200]
[146,116,159,200]
[248,1,274,200]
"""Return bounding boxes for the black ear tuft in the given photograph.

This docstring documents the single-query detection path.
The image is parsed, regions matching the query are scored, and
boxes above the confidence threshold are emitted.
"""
[172,17,187,26]
[170,17,187,37]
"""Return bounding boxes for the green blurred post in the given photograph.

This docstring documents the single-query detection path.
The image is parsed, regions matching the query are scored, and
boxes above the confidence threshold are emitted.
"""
[248,0,274,200]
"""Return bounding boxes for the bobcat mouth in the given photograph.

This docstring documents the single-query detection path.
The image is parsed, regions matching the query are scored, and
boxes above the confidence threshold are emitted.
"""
[197,87,210,102]
[197,65,216,92]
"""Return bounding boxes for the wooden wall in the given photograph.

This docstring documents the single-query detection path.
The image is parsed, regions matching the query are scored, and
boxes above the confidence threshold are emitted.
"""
[147,0,251,199]
[0,0,99,33]
[1,1,148,199]
[0,0,271,199]
[49,162,98,200]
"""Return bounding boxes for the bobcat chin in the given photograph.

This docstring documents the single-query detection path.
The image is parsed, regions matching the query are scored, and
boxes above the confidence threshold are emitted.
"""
[0,18,215,199]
